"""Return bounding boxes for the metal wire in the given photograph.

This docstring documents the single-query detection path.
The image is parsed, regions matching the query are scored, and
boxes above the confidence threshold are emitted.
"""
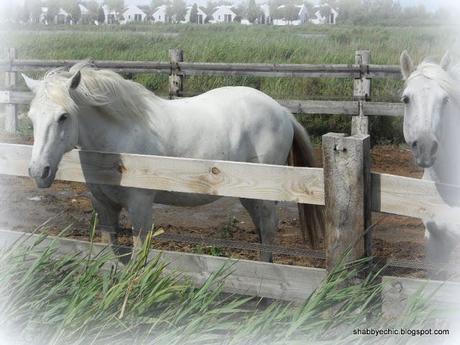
[154,232,460,273]
[154,232,326,260]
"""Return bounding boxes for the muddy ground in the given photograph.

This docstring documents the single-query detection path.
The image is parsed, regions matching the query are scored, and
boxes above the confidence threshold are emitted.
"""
[0,137,427,276]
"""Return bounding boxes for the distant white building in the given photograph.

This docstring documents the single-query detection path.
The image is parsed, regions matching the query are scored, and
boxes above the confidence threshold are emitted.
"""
[39,7,48,23]
[102,5,118,24]
[152,5,169,23]
[210,6,236,23]
[56,8,70,24]
[121,5,147,24]
[310,4,339,24]
[272,4,308,26]
[39,7,71,24]
[77,4,91,24]
[259,4,272,24]
[182,5,207,24]
[79,4,89,17]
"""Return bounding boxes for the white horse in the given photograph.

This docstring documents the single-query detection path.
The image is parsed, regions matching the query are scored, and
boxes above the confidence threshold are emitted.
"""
[400,51,460,277]
[22,62,324,261]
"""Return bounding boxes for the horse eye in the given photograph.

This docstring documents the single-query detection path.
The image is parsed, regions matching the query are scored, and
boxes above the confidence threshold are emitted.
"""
[401,95,410,104]
[58,113,69,123]
[443,97,449,105]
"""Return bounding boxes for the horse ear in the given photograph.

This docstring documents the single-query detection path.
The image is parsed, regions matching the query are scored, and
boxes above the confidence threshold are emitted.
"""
[69,70,81,90]
[21,73,41,93]
[440,51,452,71]
[400,50,414,80]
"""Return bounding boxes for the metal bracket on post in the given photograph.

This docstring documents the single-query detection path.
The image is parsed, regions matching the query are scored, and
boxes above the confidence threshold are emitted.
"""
[322,133,372,272]
[169,49,184,99]
[352,50,371,136]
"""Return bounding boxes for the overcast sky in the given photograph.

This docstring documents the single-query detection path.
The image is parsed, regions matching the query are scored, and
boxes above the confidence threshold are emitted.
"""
[3,0,460,11]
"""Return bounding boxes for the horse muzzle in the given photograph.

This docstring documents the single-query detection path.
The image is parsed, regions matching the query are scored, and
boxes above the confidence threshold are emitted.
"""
[28,163,56,188]
[410,136,438,168]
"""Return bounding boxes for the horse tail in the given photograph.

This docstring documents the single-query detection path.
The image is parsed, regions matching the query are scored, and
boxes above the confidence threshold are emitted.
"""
[288,114,325,249]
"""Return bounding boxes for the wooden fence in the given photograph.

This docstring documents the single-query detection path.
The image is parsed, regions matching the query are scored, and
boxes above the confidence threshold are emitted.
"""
[1,48,459,306]
[0,48,404,134]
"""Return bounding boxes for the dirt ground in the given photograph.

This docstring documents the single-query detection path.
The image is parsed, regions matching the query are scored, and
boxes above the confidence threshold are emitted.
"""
[0,135,427,276]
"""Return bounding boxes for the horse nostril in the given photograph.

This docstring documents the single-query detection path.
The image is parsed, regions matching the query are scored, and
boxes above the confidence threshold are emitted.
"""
[411,141,418,150]
[431,141,438,156]
[41,166,51,179]
[28,167,32,177]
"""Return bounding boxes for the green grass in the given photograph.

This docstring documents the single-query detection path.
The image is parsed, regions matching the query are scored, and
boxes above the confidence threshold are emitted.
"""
[0,228,442,345]
[1,23,455,142]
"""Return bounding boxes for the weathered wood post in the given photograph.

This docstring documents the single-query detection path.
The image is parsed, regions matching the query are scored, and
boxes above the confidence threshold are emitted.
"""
[352,50,371,136]
[322,133,372,272]
[4,48,17,133]
[169,48,184,99]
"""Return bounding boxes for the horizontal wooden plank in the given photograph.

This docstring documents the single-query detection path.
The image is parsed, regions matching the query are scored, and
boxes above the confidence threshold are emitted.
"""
[0,90,33,105]
[0,91,404,117]
[280,99,358,115]
[0,59,171,74]
[0,143,325,205]
[281,100,402,116]
[367,64,401,79]
[0,229,326,302]
[0,59,402,79]
[382,275,460,318]
[372,172,460,220]
[362,101,403,117]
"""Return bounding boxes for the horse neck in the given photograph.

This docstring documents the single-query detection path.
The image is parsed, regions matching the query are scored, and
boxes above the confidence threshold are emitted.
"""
[428,101,460,185]
[76,100,169,154]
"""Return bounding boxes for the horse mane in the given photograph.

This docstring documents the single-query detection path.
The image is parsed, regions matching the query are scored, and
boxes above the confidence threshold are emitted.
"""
[407,60,460,101]
[42,62,161,124]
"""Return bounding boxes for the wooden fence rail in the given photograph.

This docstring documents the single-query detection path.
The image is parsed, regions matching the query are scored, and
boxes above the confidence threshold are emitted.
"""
[0,59,401,78]
[1,228,458,310]
[0,90,404,116]
[1,48,405,134]
[1,141,460,270]
[2,142,459,222]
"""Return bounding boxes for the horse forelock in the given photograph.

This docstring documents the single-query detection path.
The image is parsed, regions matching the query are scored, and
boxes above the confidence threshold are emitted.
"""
[407,61,460,101]
[41,62,157,124]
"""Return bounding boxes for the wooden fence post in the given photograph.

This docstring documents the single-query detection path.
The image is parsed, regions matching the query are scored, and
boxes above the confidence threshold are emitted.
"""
[169,48,184,99]
[322,133,372,272]
[352,50,371,136]
[4,48,17,133]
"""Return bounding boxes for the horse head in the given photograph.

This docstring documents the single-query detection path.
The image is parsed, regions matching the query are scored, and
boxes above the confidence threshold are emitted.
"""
[400,50,455,168]
[22,70,81,188]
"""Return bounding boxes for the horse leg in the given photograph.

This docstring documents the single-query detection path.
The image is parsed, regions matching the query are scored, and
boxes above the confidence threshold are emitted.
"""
[91,194,121,246]
[127,190,154,258]
[425,220,457,280]
[240,198,278,263]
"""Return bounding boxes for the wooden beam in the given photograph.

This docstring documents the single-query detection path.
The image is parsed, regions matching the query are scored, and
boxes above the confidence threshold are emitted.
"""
[0,59,403,79]
[372,172,460,221]
[0,92,404,117]
[169,48,184,98]
[0,143,325,205]
[382,276,460,318]
[0,90,33,104]
[4,48,17,133]
[279,99,359,115]
[352,50,371,136]
[367,64,401,79]
[0,229,326,302]
[0,59,360,78]
[362,101,403,117]
[322,133,371,271]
